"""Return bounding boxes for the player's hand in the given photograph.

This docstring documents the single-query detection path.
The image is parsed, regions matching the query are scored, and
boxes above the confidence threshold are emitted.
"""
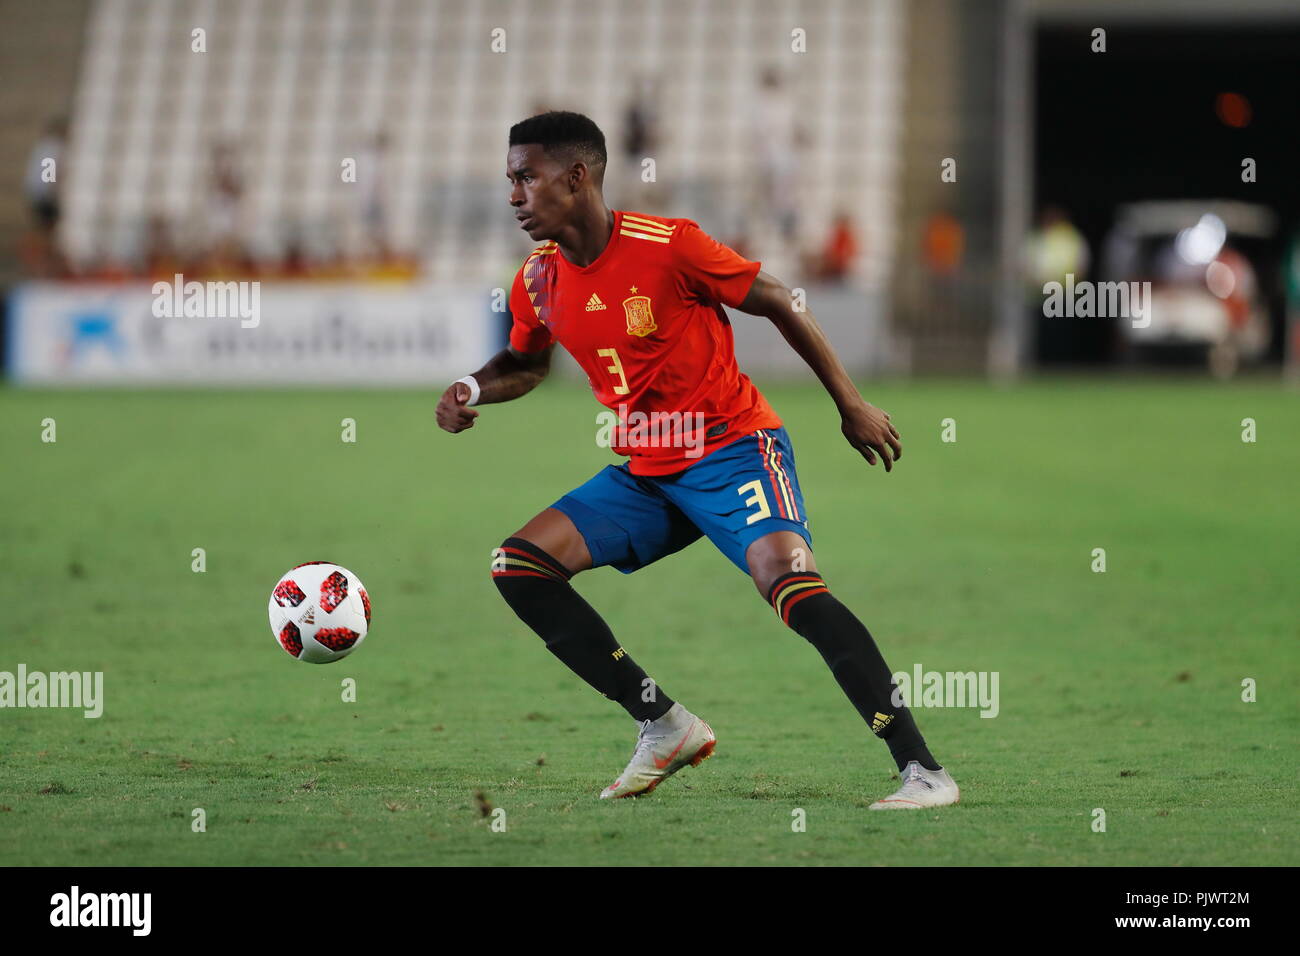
[435,382,480,433]
[840,401,901,472]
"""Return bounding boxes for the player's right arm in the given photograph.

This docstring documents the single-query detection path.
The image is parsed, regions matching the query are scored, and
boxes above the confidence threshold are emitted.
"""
[438,261,557,433]
[435,342,553,433]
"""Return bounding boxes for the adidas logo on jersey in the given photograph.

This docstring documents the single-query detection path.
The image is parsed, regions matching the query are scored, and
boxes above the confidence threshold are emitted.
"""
[585,293,608,311]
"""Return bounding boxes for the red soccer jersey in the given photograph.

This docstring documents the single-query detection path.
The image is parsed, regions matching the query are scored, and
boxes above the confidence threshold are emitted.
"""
[507,210,782,476]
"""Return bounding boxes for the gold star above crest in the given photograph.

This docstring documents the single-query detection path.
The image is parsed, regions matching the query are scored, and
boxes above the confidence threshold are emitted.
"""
[630,286,638,293]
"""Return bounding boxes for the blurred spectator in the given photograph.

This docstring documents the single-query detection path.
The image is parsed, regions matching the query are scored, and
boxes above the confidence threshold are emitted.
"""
[806,211,860,282]
[749,67,802,242]
[1026,207,1092,365]
[24,116,66,231]
[619,75,664,212]
[1212,247,1256,331]
[144,214,184,278]
[20,116,69,277]
[1027,205,1089,286]
[206,139,246,267]
[623,78,658,160]
[355,129,392,260]
[922,211,965,276]
[280,227,314,278]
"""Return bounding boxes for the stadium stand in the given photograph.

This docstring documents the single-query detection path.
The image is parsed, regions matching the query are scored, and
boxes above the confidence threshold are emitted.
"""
[58,0,904,289]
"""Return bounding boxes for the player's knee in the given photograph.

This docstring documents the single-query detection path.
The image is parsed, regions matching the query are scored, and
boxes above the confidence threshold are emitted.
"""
[750,563,783,600]
[749,561,785,599]
[745,534,815,600]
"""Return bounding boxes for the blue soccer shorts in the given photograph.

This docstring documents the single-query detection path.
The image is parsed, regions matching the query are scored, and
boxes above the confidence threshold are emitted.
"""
[550,426,812,575]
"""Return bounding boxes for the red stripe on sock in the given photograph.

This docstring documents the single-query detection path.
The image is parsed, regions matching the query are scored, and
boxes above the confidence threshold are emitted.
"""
[490,569,557,581]
[768,574,826,607]
[500,546,568,579]
[780,586,829,626]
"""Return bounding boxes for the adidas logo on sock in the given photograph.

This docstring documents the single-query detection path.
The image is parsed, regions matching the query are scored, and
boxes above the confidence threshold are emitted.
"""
[585,293,607,311]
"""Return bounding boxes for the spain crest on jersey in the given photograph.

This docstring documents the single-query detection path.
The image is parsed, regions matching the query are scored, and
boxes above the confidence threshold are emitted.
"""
[623,295,656,337]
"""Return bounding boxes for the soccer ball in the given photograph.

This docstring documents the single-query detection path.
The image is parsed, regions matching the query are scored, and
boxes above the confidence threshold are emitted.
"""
[268,562,371,663]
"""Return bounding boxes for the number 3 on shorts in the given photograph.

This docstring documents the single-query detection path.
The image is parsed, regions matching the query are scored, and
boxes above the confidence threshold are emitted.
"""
[737,480,772,526]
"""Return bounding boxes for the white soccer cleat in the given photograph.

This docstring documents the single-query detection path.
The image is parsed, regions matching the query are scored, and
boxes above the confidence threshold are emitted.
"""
[868,760,960,810]
[599,703,717,799]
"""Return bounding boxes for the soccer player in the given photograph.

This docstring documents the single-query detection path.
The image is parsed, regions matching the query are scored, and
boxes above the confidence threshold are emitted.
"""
[437,112,958,809]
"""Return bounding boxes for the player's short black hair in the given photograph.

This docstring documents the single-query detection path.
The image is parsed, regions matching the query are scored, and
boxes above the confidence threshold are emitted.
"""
[509,111,607,174]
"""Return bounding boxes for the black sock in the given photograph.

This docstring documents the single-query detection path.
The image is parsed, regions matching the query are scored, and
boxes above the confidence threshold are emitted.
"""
[767,571,940,772]
[491,537,673,722]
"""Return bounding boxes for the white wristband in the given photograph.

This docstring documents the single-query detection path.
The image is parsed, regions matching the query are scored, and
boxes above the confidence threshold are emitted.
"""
[454,375,481,407]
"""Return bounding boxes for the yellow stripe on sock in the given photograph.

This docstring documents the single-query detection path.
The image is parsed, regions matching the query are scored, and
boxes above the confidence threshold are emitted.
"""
[773,579,827,616]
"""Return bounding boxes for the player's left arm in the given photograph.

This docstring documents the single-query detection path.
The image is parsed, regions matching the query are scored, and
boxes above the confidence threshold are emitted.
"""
[737,270,902,471]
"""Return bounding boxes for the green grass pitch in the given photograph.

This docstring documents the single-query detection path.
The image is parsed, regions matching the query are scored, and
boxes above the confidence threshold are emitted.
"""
[1,378,1296,866]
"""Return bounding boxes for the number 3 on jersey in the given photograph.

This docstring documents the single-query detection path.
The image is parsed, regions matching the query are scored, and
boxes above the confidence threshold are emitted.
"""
[737,480,772,525]
[597,347,630,395]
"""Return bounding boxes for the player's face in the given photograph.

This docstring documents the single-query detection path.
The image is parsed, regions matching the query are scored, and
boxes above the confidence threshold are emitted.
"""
[507,144,574,241]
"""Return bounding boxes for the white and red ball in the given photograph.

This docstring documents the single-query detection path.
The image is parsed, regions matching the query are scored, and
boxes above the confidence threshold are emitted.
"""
[268,562,371,663]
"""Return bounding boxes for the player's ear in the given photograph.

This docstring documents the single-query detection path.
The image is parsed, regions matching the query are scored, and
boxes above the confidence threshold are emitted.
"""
[568,162,586,192]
